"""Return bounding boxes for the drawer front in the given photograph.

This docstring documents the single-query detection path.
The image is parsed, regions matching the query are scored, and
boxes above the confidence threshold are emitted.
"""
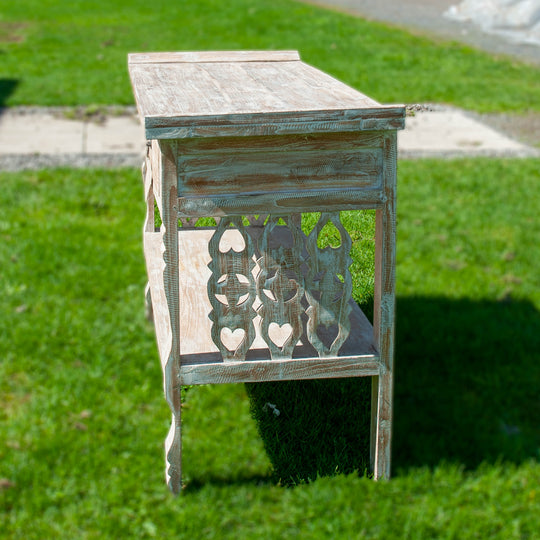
[177,132,385,198]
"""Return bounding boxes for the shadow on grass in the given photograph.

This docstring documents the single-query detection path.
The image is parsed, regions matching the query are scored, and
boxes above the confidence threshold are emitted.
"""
[246,376,372,486]
[393,295,540,472]
[183,473,273,494]
[0,78,18,109]
[245,296,540,484]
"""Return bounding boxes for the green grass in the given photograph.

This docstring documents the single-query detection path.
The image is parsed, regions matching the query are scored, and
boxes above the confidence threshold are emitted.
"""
[1,0,540,111]
[1,0,539,534]
[1,159,539,538]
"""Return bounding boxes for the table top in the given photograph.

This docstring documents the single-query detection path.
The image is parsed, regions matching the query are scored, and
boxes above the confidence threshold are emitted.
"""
[128,50,405,139]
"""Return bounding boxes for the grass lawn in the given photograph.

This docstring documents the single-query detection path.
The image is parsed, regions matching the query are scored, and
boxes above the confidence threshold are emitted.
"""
[1,0,540,536]
[1,159,539,538]
[1,0,540,111]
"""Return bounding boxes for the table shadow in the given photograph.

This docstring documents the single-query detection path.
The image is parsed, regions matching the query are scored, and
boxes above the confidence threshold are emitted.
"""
[393,295,540,472]
[244,295,540,484]
[0,78,18,110]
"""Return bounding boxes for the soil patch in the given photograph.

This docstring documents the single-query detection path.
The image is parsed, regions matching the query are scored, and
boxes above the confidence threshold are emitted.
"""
[0,22,29,44]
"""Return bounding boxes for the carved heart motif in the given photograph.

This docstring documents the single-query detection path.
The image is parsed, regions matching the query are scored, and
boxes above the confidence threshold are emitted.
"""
[220,327,245,351]
[218,229,246,253]
[268,322,293,348]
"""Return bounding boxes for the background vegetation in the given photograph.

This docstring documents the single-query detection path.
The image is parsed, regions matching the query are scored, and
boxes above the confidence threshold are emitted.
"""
[0,0,539,111]
[1,0,539,537]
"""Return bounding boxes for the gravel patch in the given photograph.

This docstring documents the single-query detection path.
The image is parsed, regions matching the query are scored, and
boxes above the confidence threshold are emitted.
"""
[0,153,142,171]
[472,111,540,148]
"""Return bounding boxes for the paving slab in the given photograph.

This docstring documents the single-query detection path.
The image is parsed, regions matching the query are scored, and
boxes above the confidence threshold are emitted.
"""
[0,108,146,170]
[0,109,85,154]
[399,107,538,158]
[85,115,145,154]
[0,106,537,171]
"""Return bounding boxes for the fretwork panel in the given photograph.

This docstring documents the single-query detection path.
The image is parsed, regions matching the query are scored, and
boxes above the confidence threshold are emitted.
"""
[257,215,305,359]
[305,212,353,357]
[207,216,257,361]
[206,212,354,361]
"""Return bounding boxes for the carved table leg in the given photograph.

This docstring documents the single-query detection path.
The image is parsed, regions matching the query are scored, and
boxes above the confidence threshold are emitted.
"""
[371,133,397,480]
[159,141,182,493]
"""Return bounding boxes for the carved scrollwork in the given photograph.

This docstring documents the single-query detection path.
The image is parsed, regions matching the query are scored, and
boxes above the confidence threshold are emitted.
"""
[207,216,257,361]
[206,212,354,361]
[305,212,353,357]
[246,214,268,227]
[256,214,304,359]
[142,152,154,233]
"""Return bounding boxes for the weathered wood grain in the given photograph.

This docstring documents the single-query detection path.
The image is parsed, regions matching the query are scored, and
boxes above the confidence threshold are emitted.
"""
[128,51,405,139]
[150,140,162,210]
[178,149,382,197]
[142,147,154,234]
[129,59,380,119]
[156,140,182,494]
[177,131,385,154]
[142,148,155,323]
[144,107,405,140]
[371,132,397,481]
[144,232,168,356]
[176,188,387,218]
[128,50,301,64]
[179,148,381,191]
[180,356,381,385]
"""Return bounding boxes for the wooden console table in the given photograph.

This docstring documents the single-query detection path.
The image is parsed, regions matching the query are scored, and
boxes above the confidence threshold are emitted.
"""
[128,50,405,493]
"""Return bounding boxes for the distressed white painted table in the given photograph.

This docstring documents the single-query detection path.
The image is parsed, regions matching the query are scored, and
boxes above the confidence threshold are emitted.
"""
[128,50,405,493]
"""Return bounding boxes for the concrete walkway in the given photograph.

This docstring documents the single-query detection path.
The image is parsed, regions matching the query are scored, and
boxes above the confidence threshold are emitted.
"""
[0,106,537,171]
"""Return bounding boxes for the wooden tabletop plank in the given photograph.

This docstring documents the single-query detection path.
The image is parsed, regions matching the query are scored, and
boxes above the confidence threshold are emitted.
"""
[130,59,379,118]
[128,50,301,64]
[128,50,405,137]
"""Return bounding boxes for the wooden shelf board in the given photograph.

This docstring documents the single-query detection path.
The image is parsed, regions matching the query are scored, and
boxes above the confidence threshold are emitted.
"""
[180,355,381,385]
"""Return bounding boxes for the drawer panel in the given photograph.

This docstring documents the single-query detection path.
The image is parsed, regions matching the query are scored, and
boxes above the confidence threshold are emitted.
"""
[177,132,384,197]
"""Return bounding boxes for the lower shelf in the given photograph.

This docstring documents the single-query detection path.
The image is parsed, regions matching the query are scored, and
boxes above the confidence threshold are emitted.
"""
[180,355,382,385]
[145,228,382,385]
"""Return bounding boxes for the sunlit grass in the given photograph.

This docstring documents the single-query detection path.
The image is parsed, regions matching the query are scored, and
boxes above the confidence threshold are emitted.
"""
[1,0,539,111]
[1,160,539,538]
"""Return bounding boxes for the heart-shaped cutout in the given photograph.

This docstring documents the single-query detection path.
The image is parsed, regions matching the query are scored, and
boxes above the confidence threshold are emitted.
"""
[218,229,246,253]
[220,327,245,352]
[268,322,293,348]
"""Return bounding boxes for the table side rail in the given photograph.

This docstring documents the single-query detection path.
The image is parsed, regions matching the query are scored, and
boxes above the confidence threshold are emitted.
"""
[179,354,383,385]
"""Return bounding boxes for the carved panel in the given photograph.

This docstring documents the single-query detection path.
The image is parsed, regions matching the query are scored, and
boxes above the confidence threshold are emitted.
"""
[207,216,257,361]
[256,215,305,359]
[246,214,268,227]
[305,212,353,357]
[142,151,155,234]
